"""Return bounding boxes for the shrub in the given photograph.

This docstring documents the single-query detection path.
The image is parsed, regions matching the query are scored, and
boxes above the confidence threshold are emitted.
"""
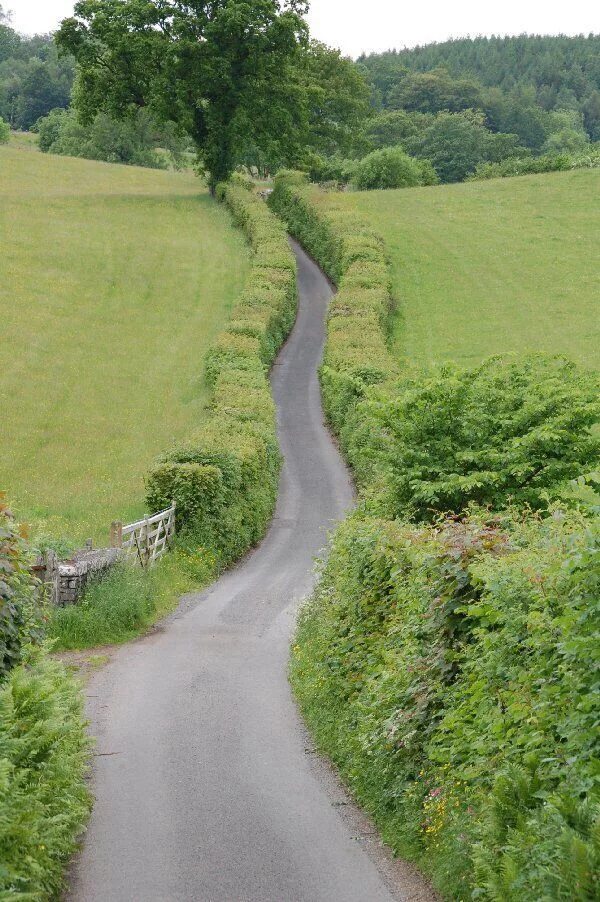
[0,116,9,144]
[0,649,91,898]
[146,181,296,567]
[363,355,600,521]
[353,146,429,190]
[291,507,600,898]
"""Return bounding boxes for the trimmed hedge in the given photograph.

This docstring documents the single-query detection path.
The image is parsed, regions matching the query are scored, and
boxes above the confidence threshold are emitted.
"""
[147,179,296,566]
[269,172,397,481]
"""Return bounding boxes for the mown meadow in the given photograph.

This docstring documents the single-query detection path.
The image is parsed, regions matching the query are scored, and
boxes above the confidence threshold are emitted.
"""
[1,138,250,544]
[311,169,600,369]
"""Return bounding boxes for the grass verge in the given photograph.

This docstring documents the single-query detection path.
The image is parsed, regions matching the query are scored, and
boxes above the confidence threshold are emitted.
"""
[49,548,214,650]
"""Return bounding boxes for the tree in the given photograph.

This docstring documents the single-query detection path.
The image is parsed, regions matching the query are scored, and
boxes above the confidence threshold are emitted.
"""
[37,106,187,168]
[0,5,20,64]
[302,42,371,160]
[406,110,522,183]
[387,67,482,114]
[238,42,372,177]
[57,0,309,190]
[365,109,430,149]
[0,113,8,142]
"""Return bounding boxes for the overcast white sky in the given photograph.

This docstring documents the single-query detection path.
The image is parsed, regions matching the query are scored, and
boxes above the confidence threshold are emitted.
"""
[5,0,600,58]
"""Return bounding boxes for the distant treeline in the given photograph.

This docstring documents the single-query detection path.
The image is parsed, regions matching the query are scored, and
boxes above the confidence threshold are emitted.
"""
[360,35,600,145]
[313,34,600,187]
[3,8,600,186]
[0,6,73,129]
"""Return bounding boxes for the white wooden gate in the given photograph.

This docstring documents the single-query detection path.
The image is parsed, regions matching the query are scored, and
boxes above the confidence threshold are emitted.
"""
[110,502,176,567]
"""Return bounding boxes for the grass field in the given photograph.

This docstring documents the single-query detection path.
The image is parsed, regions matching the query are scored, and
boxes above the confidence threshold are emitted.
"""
[317,170,600,369]
[1,138,250,544]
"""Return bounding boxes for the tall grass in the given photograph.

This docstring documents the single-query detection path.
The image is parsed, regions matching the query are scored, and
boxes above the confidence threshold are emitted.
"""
[50,549,214,649]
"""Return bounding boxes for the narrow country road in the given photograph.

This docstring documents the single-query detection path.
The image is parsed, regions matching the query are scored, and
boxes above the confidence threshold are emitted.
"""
[67,243,433,902]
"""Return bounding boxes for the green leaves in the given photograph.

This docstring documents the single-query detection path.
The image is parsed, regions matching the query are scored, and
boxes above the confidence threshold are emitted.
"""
[147,181,295,565]
[58,0,308,186]
[0,498,42,682]
[368,355,600,521]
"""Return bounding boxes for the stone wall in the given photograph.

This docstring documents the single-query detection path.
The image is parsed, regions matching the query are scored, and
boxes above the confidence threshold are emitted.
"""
[33,546,123,606]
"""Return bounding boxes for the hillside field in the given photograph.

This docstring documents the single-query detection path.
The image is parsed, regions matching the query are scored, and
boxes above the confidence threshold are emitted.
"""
[316,169,600,369]
[1,140,250,543]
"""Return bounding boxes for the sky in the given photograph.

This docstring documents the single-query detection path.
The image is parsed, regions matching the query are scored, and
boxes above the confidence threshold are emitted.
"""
[5,0,600,58]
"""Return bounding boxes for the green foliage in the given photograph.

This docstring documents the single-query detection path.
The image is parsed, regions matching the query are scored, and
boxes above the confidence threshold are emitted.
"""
[0,29,74,130]
[365,109,430,149]
[57,0,309,188]
[0,114,8,143]
[471,146,600,181]
[404,110,520,183]
[360,36,600,145]
[0,648,91,897]
[291,508,600,898]
[364,355,600,521]
[387,66,483,114]
[0,498,44,681]
[147,181,296,567]
[353,146,435,190]
[37,107,187,169]
[300,41,372,162]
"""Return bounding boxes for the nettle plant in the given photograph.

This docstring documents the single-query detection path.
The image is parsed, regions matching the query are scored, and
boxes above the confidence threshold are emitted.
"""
[366,354,600,521]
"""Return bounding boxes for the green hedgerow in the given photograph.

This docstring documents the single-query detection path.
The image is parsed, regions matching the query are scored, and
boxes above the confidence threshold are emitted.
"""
[147,180,296,568]
[291,507,600,899]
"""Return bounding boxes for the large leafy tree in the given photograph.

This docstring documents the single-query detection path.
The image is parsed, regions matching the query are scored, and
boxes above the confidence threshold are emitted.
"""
[56,0,309,189]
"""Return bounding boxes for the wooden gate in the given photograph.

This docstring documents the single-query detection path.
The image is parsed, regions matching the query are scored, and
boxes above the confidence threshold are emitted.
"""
[110,502,176,567]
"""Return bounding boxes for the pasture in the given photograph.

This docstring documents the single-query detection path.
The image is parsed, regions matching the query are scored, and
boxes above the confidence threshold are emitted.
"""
[1,141,250,543]
[317,169,600,369]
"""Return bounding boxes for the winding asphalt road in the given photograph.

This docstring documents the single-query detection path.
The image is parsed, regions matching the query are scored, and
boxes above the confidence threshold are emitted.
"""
[67,243,434,902]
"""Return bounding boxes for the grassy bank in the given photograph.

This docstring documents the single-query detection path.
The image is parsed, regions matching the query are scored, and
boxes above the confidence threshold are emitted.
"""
[1,143,250,544]
[311,169,600,369]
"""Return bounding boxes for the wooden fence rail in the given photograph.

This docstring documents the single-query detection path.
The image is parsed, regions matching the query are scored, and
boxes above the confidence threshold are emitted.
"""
[110,502,176,568]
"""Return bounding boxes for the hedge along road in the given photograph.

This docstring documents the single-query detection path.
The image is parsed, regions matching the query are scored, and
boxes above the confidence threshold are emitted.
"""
[67,242,434,902]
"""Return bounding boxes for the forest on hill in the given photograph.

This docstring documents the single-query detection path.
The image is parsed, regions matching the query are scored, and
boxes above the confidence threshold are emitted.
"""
[361,35,600,141]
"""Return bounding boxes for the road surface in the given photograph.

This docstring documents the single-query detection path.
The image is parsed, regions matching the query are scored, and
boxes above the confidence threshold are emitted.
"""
[67,242,433,902]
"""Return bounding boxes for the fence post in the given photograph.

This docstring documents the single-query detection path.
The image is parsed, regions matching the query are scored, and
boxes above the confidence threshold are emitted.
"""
[110,521,123,548]
[143,518,150,567]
